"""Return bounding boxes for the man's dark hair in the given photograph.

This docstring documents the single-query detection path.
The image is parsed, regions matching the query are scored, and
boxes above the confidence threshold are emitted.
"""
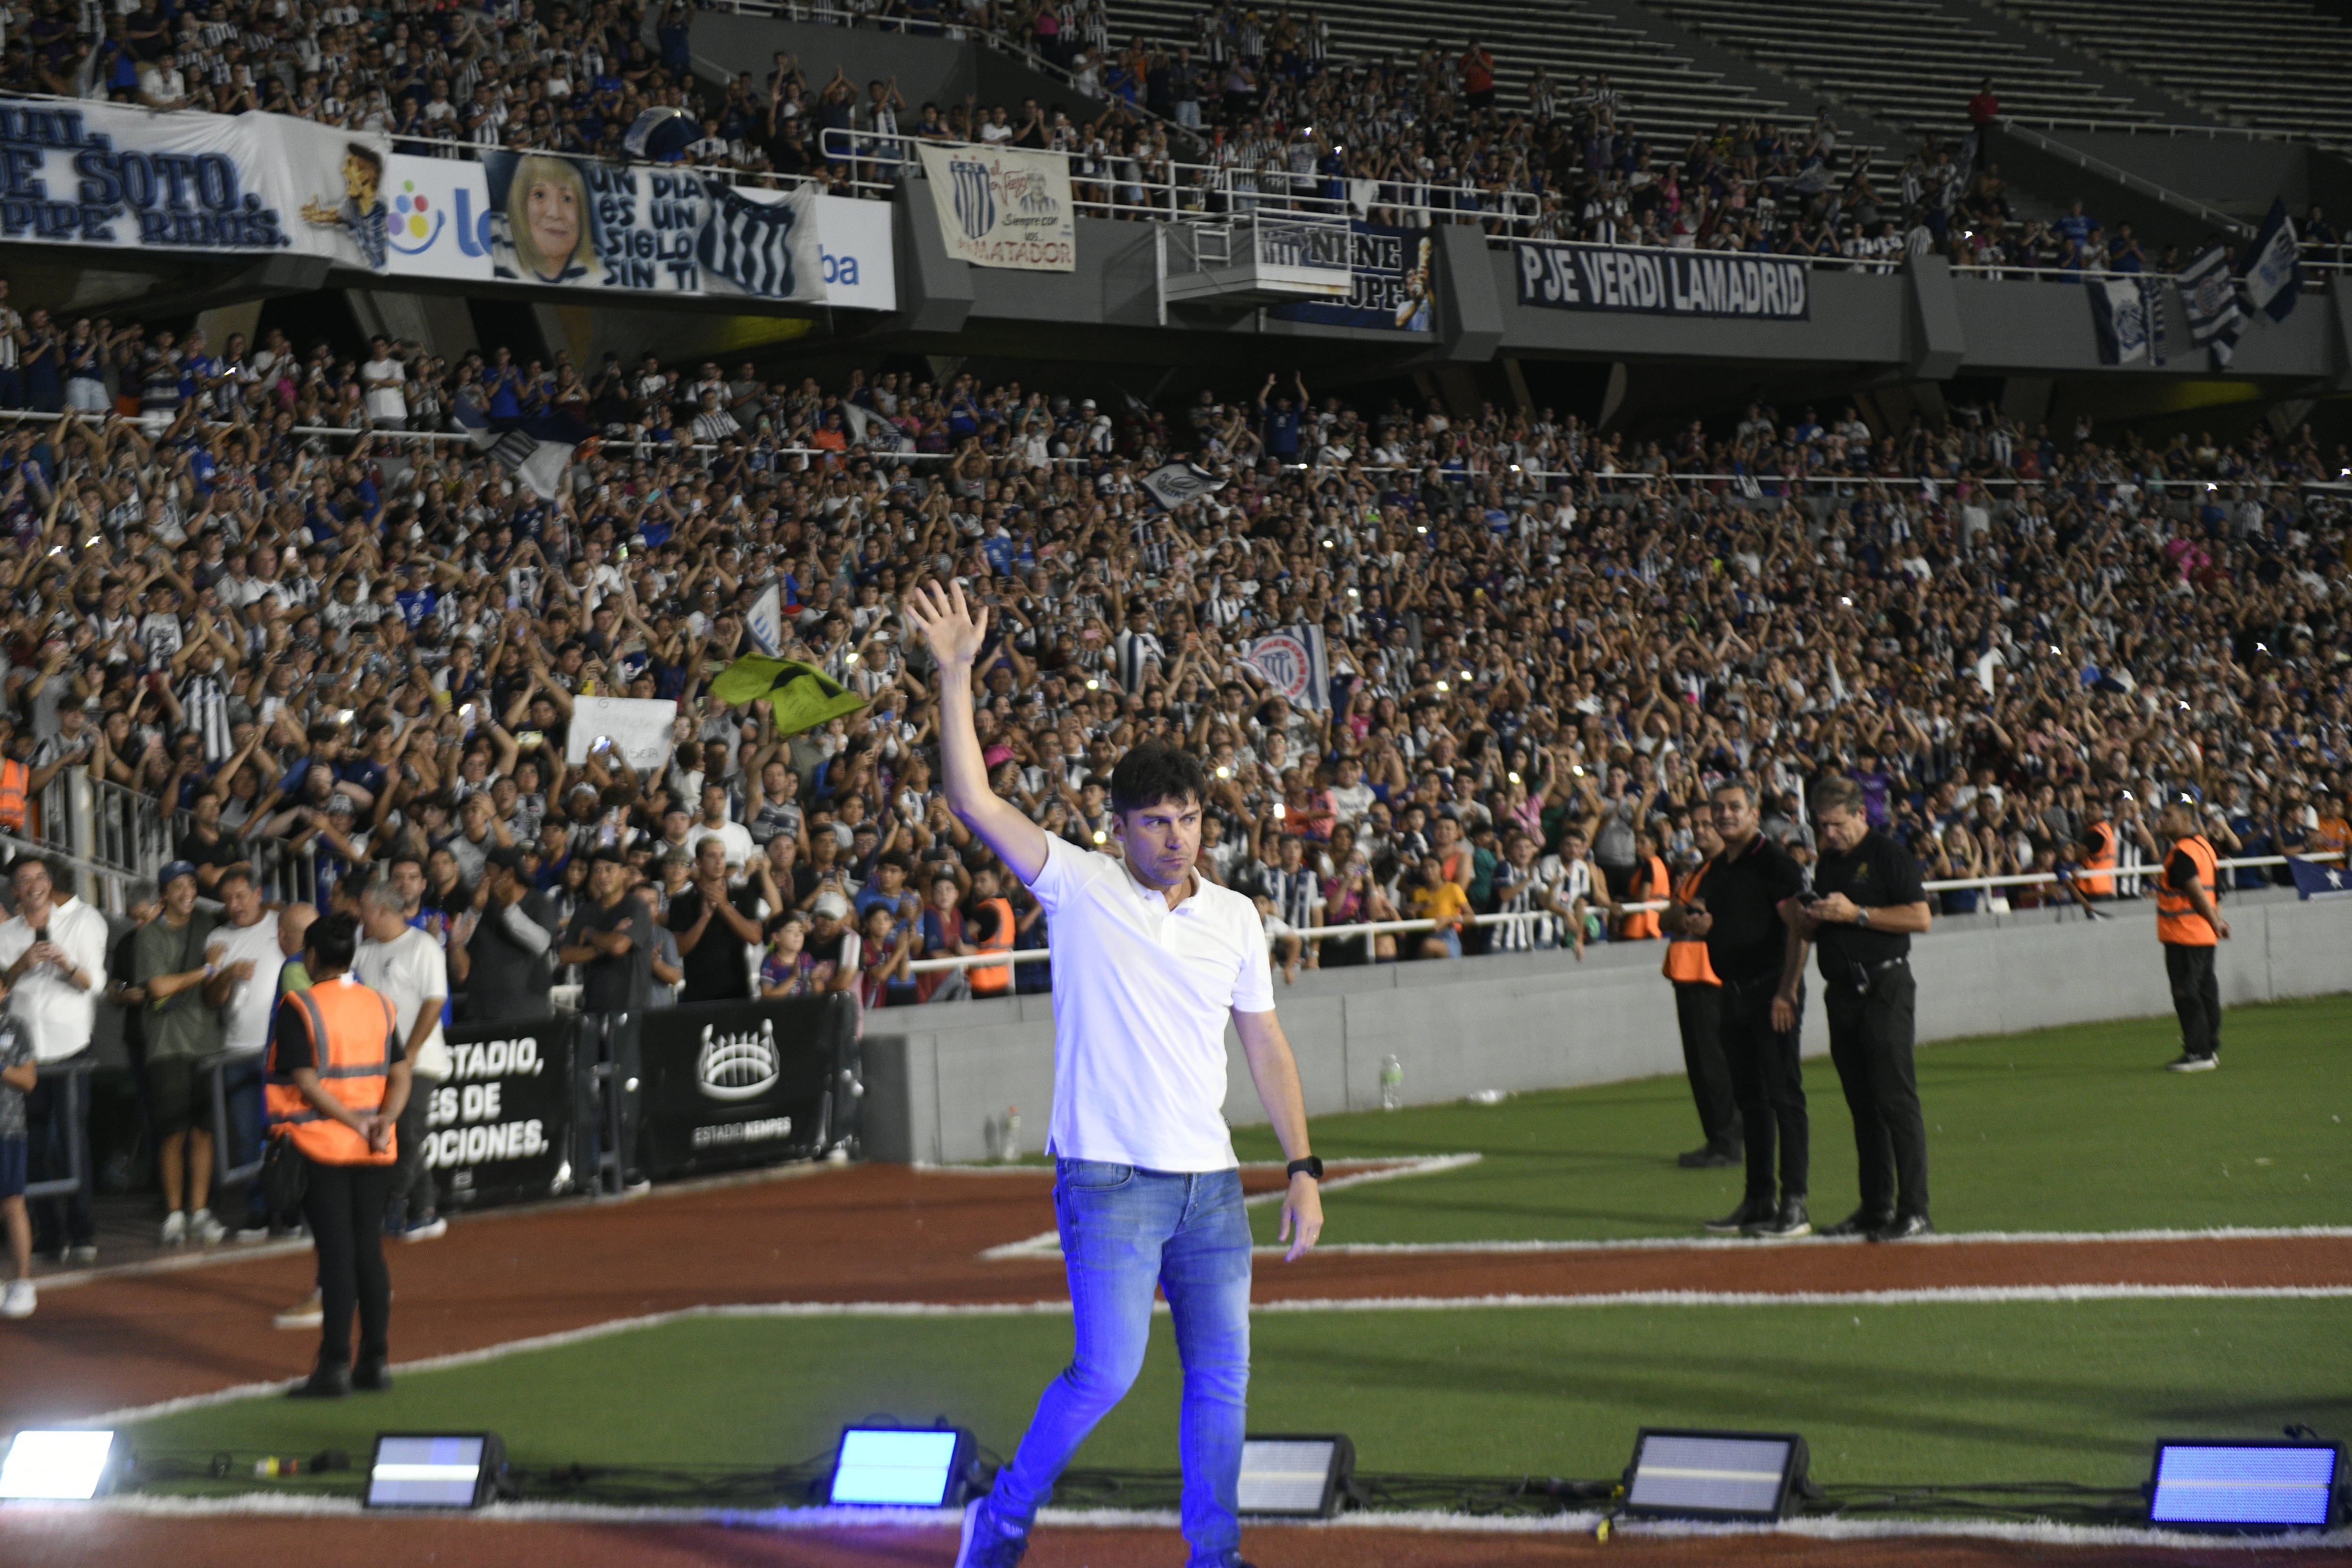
[215,863,255,892]
[389,850,427,877]
[1710,778,1757,807]
[306,911,360,971]
[1110,741,1208,816]
[1811,776,1866,818]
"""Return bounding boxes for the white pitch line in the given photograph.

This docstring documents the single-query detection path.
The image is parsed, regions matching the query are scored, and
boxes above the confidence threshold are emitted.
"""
[80,1282,2352,1429]
[1293,1224,2352,1258]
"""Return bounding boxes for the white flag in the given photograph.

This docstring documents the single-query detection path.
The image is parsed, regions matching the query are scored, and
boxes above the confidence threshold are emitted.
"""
[746,582,784,655]
[1142,461,1227,510]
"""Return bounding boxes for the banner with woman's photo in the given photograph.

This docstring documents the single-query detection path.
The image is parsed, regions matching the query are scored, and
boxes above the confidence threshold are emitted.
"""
[0,96,389,269]
[478,148,823,299]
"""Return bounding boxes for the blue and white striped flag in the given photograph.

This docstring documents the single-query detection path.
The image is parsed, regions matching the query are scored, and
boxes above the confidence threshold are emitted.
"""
[696,183,821,300]
[2178,241,2244,367]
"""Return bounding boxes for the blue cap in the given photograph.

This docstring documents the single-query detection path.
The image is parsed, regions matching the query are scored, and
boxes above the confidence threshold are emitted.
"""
[158,860,198,889]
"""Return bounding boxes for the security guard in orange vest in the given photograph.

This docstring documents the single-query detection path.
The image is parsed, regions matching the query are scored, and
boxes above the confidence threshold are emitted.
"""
[1620,831,1668,942]
[265,910,413,1398]
[2151,800,2228,1072]
[2077,800,2118,899]
[1664,821,1739,1169]
[966,866,1016,997]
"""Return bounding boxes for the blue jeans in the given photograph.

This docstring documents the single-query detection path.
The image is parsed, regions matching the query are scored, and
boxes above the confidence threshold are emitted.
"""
[990,1160,1252,1567]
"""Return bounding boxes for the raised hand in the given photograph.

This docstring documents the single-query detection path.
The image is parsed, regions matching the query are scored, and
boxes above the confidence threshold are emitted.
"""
[904,580,989,670]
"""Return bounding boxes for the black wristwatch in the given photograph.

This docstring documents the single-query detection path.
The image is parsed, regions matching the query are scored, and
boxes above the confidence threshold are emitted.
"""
[1287,1156,1323,1181]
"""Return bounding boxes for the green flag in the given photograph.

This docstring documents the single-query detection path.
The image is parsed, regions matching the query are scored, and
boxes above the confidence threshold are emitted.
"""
[708,656,867,737]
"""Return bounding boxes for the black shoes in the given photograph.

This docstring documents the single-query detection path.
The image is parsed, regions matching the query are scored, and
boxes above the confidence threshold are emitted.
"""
[1869,1214,1934,1243]
[286,1362,351,1399]
[1678,1144,1742,1169]
[353,1356,393,1392]
[1703,1198,1776,1235]
[1744,1197,1812,1239]
[1819,1209,1893,1239]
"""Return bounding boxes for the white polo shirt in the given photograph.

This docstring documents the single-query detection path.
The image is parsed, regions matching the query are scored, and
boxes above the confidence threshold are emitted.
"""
[207,914,286,1056]
[0,898,111,1062]
[1025,832,1274,1172]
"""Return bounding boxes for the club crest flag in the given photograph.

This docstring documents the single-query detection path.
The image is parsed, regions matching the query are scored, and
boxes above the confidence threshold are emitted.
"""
[1141,461,1227,509]
[917,143,1074,270]
[1242,626,1331,711]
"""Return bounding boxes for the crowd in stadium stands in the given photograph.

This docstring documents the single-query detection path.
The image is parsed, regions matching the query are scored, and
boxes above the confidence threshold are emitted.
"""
[0,307,2345,1015]
[3,0,2341,272]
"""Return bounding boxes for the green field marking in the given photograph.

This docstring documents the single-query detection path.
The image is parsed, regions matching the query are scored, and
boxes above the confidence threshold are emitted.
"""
[116,1298,2352,1497]
[1232,995,2352,1244]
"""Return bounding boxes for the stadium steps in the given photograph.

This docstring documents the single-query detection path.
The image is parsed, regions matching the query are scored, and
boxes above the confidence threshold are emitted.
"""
[1639,0,2211,148]
[1988,0,2352,151]
[1108,0,1919,187]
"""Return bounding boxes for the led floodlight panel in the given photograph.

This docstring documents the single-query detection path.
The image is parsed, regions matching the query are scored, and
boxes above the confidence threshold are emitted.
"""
[2150,1441,2344,1530]
[1238,1434,1355,1517]
[0,1431,116,1500]
[829,1428,968,1506]
[1624,1429,1805,1521]
[366,1434,497,1509]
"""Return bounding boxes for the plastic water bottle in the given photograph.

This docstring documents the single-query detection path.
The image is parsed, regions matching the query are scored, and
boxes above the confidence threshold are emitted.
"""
[1002,1106,1022,1163]
[1379,1055,1405,1113]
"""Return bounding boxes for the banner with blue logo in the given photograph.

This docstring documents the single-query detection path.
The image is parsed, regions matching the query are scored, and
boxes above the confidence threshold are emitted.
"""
[480,148,822,299]
[0,98,388,269]
[915,141,1074,270]
[1268,222,1433,332]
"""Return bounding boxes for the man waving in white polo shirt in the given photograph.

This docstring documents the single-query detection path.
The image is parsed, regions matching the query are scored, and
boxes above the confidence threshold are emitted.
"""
[909,581,1322,1568]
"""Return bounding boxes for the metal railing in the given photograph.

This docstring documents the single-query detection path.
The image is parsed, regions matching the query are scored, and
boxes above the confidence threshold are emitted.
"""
[896,850,2346,979]
[813,123,1543,232]
[1997,121,2254,238]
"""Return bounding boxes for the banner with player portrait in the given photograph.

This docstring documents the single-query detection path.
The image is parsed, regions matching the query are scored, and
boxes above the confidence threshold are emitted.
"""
[479,148,823,299]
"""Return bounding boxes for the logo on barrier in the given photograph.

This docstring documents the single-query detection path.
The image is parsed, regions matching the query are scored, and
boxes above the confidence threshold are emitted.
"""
[696,1018,781,1101]
[950,159,995,240]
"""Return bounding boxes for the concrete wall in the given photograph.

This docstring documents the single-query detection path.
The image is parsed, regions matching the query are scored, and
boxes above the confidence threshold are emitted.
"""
[860,891,2352,1165]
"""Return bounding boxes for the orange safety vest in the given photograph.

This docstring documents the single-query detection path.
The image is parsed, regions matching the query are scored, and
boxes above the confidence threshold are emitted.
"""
[2154,835,2219,947]
[968,895,1015,995]
[1621,853,1666,940]
[0,758,28,835]
[2078,820,2116,897]
[1661,866,1719,986]
[265,975,399,1165]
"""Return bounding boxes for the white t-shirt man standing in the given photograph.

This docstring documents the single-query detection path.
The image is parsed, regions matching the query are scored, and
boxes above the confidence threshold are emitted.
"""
[909,581,1321,1568]
[204,869,286,1055]
[361,339,409,428]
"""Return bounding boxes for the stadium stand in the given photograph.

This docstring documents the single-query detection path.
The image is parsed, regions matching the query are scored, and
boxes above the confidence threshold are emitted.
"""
[0,312,2344,1004]
[1991,0,2352,151]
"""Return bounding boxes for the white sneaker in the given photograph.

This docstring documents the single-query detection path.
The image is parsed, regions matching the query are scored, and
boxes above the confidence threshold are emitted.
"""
[160,1210,188,1246]
[400,1216,448,1243]
[0,1279,33,1319]
[189,1209,229,1245]
[274,1289,324,1330]
[2167,1054,2219,1073]
[65,1245,97,1265]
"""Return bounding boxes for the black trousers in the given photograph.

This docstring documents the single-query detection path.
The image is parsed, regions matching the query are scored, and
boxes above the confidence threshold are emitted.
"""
[1718,978,1807,1205]
[1672,981,1740,1152]
[2165,943,2221,1059]
[1825,966,1929,1221]
[391,1075,443,1225]
[301,1158,395,1369]
[24,1072,95,1249]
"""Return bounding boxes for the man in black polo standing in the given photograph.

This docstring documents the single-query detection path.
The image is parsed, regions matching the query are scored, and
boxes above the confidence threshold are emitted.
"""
[1782,777,1935,1242]
[1665,780,1812,1239]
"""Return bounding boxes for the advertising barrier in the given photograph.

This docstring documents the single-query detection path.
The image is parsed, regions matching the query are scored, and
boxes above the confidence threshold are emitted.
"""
[427,1016,577,1210]
[917,142,1074,270]
[1514,240,1812,321]
[636,994,859,1178]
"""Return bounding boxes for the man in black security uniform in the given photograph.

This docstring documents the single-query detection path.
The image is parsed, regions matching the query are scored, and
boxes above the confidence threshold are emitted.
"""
[1781,777,1935,1242]
[1664,780,1812,1239]
[667,837,763,1003]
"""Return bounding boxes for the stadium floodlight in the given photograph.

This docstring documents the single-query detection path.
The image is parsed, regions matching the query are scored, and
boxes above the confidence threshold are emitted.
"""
[829,1426,974,1508]
[1238,1433,1355,1518]
[2149,1441,2344,1532]
[365,1433,507,1509]
[0,1431,118,1500]
[1621,1428,1808,1522]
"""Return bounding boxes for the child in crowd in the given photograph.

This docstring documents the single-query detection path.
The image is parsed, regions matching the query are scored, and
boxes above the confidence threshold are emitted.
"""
[1252,891,1305,984]
[759,911,825,997]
